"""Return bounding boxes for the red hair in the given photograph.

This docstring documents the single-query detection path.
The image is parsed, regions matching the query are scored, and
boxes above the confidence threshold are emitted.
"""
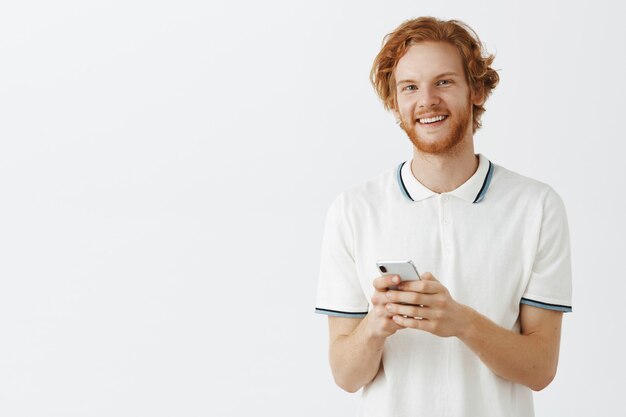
[370,17,500,132]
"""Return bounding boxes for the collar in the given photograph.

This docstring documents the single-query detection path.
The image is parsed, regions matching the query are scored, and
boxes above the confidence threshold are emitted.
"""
[396,154,494,204]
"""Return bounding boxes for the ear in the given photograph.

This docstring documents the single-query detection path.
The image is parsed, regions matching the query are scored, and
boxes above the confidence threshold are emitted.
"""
[471,86,485,107]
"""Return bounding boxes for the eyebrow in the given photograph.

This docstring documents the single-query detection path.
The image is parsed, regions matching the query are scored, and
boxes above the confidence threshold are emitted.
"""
[396,71,462,85]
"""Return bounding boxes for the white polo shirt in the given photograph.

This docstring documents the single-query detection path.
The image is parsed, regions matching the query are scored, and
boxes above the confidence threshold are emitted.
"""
[315,154,572,417]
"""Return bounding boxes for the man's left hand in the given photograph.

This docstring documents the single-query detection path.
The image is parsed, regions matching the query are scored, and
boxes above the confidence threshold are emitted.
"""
[384,272,473,338]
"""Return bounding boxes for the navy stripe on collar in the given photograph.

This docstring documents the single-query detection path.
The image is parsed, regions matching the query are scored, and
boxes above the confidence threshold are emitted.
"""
[473,161,494,203]
[396,158,494,204]
[396,162,413,201]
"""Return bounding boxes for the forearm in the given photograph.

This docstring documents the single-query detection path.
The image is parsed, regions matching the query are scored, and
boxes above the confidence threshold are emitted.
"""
[329,315,387,393]
[459,308,559,391]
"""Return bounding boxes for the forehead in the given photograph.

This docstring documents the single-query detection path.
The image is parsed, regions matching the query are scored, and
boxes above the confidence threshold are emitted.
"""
[394,41,464,80]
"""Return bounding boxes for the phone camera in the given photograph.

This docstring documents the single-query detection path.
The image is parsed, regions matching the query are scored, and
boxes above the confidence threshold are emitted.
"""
[379,266,387,273]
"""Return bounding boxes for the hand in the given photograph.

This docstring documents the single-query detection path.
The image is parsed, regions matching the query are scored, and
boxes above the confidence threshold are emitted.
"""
[385,272,472,338]
[367,274,405,338]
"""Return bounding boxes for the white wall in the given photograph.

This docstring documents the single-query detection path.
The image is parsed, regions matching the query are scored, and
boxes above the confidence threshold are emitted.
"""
[1,0,623,415]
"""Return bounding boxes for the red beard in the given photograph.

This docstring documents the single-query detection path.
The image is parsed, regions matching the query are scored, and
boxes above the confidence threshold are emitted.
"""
[400,99,472,155]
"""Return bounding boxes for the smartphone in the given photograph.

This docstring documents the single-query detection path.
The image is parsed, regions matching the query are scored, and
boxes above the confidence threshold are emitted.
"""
[377,260,422,316]
[376,260,421,282]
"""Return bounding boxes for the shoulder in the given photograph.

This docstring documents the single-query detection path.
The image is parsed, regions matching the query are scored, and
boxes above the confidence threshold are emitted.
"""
[490,163,566,210]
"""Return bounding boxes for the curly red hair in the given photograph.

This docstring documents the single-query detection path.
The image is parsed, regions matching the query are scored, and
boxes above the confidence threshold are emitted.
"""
[371,17,500,132]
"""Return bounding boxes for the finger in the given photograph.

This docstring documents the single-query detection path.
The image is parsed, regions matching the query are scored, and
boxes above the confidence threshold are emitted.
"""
[392,314,433,331]
[386,303,432,320]
[371,290,395,308]
[386,289,437,306]
[397,277,440,294]
[373,274,401,291]
[420,272,438,282]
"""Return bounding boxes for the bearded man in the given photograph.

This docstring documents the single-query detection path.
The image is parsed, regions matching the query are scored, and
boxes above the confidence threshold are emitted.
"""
[315,17,572,417]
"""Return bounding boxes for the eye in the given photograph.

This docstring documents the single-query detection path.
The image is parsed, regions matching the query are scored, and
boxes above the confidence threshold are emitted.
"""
[402,84,417,92]
[436,79,452,86]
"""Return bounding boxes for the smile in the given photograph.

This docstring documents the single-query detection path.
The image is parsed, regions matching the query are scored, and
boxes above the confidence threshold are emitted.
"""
[417,115,448,124]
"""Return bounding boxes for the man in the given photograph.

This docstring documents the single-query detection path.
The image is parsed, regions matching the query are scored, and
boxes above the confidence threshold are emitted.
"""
[315,17,572,417]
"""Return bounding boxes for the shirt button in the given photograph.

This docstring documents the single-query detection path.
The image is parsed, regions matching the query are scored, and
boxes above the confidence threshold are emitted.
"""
[444,218,450,225]
[442,196,448,202]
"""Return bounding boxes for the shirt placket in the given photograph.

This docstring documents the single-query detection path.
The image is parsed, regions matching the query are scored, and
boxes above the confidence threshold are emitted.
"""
[439,194,453,257]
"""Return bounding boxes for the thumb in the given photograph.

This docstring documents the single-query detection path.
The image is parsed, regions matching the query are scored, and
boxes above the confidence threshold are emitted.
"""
[420,272,438,282]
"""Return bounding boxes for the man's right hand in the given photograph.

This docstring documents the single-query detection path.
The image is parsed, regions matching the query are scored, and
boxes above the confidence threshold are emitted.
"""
[328,274,405,392]
[367,274,405,338]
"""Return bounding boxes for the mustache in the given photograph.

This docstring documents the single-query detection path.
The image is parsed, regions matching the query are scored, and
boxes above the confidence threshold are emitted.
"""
[414,109,449,119]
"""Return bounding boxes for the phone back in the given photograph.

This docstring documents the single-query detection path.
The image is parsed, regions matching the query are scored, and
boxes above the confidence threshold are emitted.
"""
[376,260,421,281]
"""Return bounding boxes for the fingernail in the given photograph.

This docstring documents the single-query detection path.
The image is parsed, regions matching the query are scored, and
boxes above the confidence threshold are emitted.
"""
[392,275,400,283]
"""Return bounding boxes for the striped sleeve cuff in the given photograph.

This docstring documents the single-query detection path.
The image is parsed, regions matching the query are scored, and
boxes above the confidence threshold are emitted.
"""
[314,307,368,318]
[520,298,572,313]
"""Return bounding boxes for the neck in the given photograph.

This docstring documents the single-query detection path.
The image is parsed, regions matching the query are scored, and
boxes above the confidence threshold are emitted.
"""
[410,138,478,193]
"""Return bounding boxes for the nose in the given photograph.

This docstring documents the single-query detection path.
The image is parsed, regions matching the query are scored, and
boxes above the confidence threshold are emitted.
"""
[418,85,441,108]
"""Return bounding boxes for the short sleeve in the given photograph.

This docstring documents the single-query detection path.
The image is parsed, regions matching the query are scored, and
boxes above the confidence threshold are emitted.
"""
[521,188,573,312]
[315,193,369,318]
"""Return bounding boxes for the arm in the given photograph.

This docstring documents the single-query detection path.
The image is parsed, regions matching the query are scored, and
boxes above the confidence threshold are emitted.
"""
[328,316,385,393]
[459,303,562,391]
[327,274,404,393]
[387,273,563,391]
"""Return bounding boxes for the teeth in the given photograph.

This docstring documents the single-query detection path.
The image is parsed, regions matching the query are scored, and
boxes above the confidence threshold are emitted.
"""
[419,115,446,124]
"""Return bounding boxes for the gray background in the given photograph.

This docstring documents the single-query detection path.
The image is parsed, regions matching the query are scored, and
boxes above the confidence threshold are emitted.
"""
[1,0,623,415]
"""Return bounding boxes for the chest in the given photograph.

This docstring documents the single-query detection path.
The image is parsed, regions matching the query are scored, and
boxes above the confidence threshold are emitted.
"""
[352,199,541,325]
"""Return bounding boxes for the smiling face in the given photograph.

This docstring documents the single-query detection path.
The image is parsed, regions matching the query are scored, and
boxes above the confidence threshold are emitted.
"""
[394,41,483,155]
